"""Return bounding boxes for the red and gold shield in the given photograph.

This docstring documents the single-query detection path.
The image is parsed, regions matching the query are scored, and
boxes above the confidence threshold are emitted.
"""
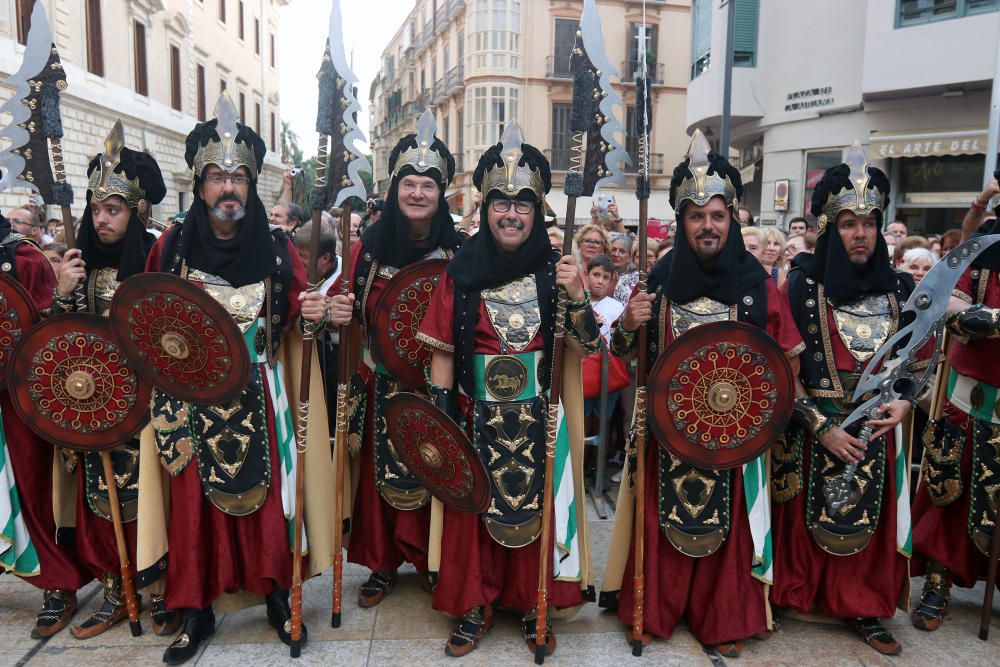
[109,273,250,405]
[370,259,447,390]
[0,273,39,391]
[8,314,152,451]
[384,393,490,514]
[648,321,794,470]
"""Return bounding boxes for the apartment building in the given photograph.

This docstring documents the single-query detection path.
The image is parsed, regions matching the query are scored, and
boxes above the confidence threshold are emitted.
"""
[686,0,1000,234]
[370,0,692,225]
[0,0,287,221]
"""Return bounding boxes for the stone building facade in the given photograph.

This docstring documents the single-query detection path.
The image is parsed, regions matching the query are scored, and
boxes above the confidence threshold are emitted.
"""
[0,0,288,223]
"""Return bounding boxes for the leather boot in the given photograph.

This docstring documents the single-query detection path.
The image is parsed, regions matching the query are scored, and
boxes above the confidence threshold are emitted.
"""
[71,574,130,639]
[162,607,215,665]
[32,589,78,639]
[151,594,182,636]
[912,561,952,631]
[266,588,307,647]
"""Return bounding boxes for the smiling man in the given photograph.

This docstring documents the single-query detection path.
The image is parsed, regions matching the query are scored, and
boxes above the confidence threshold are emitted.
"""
[322,110,462,612]
[602,130,802,657]
[775,147,914,656]
[413,123,599,657]
[52,122,178,639]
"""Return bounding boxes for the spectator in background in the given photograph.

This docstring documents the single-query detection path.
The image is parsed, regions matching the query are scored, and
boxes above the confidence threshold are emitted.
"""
[761,227,788,286]
[883,231,898,257]
[42,242,67,268]
[547,226,565,252]
[787,216,808,238]
[738,205,755,227]
[46,218,60,238]
[939,228,961,255]
[590,195,625,232]
[898,247,936,286]
[656,239,672,261]
[961,175,999,240]
[632,237,659,276]
[576,222,609,279]
[7,207,47,246]
[892,235,930,267]
[741,226,764,260]
[607,231,634,304]
[582,254,624,439]
[269,199,305,235]
[803,231,817,253]
[785,234,808,262]
[887,220,908,240]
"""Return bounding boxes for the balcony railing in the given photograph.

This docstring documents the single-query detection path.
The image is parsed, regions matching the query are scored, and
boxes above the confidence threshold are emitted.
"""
[445,65,464,94]
[544,148,572,172]
[621,60,665,84]
[432,79,445,104]
[626,150,664,174]
[421,22,432,48]
[414,88,430,109]
[545,55,572,79]
[454,152,464,174]
[446,0,466,21]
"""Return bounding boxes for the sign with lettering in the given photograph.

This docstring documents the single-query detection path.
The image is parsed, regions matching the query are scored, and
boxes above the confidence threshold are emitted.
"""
[785,87,834,112]
[872,131,989,158]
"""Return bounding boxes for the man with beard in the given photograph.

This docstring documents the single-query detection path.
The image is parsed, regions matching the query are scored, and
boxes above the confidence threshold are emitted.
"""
[601,130,802,657]
[1,210,91,639]
[137,94,332,664]
[413,123,599,657]
[51,123,179,639]
[910,208,1000,632]
[322,111,462,608]
[772,147,914,655]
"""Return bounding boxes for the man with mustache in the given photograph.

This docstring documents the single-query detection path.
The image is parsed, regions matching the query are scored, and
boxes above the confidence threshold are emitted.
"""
[50,123,180,639]
[772,147,914,655]
[136,94,332,664]
[323,111,462,609]
[910,193,1000,633]
[601,131,803,656]
[414,123,599,657]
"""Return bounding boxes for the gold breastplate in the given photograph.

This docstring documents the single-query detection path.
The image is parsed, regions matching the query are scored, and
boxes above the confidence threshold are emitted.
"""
[375,246,449,280]
[482,276,541,353]
[670,297,734,338]
[187,269,266,333]
[91,268,120,316]
[832,294,892,363]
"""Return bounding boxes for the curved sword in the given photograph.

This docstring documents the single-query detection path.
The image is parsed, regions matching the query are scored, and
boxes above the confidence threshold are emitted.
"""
[326,0,367,208]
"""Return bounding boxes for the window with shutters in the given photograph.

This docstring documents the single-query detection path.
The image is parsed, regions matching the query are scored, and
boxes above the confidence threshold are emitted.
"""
[733,0,759,67]
[550,103,571,171]
[270,33,276,68]
[270,112,277,153]
[238,2,245,40]
[255,19,261,54]
[627,23,659,81]
[15,0,34,46]
[85,0,104,77]
[219,0,226,23]
[239,92,246,124]
[690,0,712,79]
[896,0,997,26]
[134,21,148,96]
[197,64,207,120]
[255,102,261,134]
[550,18,576,78]
[170,45,182,110]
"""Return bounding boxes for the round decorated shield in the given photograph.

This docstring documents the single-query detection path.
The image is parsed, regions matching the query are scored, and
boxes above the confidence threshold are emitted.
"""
[8,314,152,451]
[384,393,490,514]
[370,259,448,390]
[0,273,39,391]
[109,273,250,405]
[648,321,795,470]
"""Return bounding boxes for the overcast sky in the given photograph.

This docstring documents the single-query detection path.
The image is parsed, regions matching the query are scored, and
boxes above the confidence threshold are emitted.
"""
[278,0,412,159]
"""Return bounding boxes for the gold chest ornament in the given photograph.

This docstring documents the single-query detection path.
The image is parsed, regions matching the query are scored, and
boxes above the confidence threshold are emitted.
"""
[187,269,265,333]
[831,293,892,363]
[482,276,541,352]
[670,296,735,338]
[91,267,120,317]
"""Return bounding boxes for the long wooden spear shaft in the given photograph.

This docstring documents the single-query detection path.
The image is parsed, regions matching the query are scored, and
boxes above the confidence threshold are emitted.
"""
[630,63,653,658]
[289,134,329,658]
[533,61,593,665]
[330,199,352,630]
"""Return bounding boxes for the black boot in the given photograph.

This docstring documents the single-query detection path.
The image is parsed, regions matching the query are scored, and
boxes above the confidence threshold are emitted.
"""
[266,588,307,647]
[163,607,215,665]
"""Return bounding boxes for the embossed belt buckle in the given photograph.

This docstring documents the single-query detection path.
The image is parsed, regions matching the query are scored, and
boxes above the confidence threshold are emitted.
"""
[485,355,528,401]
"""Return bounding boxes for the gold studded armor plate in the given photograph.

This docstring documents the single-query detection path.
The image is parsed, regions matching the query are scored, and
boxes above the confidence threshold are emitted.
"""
[482,276,542,353]
[831,293,892,363]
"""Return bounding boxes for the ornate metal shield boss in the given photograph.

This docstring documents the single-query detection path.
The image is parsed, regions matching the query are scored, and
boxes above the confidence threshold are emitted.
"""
[0,273,38,391]
[109,273,250,405]
[648,321,794,470]
[8,314,151,451]
[371,259,447,389]
[384,393,490,514]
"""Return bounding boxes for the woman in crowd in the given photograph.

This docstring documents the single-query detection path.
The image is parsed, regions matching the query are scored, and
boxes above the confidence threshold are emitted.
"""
[899,247,937,285]
[761,227,788,286]
[608,232,635,305]
[576,222,610,280]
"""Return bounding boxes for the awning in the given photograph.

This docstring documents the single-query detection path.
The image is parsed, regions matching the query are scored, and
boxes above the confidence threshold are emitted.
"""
[544,189,675,228]
[870,128,994,158]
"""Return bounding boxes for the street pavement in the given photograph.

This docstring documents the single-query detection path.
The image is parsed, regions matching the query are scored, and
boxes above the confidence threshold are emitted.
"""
[2,503,998,666]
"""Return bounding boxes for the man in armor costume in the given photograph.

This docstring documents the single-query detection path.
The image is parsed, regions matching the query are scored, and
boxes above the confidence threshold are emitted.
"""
[414,125,600,657]
[1,210,92,637]
[50,122,179,638]
[911,212,1000,631]
[601,133,803,657]
[772,149,915,655]
[323,111,462,608]
[135,95,333,665]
